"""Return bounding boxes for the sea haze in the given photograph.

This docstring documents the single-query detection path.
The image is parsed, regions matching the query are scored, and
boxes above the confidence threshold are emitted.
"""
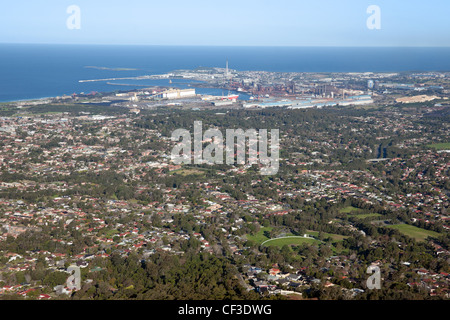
[1,44,450,102]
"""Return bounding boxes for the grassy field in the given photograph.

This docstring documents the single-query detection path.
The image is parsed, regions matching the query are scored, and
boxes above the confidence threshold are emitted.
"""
[170,168,206,176]
[387,224,441,242]
[339,206,362,213]
[262,236,320,247]
[306,230,348,241]
[353,213,382,219]
[247,227,347,248]
[101,229,119,238]
[341,206,382,220]
[427,142,450,150]
[246,227,274,244]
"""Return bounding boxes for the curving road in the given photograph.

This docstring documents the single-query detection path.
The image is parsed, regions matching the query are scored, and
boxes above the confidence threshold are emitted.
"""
[260,235,317,246]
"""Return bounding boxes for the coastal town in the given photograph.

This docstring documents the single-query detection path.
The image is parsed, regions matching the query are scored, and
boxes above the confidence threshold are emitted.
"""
[0,69,449,300]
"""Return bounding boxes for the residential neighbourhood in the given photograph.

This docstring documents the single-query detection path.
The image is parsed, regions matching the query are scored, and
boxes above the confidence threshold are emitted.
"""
[0,70,449,300]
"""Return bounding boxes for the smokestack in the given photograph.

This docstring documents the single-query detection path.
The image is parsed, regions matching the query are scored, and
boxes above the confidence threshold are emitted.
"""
[226,59,229,78]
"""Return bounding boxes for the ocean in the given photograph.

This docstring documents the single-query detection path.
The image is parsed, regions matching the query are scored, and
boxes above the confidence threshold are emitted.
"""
[1,44,450,102]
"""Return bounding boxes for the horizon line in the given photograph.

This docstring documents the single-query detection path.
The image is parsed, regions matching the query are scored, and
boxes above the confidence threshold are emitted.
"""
[1,42,450,48]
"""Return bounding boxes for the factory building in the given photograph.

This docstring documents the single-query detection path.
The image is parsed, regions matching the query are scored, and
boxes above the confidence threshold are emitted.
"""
[162,89,196,99]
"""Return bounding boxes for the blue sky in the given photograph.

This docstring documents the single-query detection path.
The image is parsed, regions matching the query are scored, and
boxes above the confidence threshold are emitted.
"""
[1,0,449,46]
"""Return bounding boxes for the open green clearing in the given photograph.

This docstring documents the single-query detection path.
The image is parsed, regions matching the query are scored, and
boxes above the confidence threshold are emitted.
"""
[427,142,450,150]
[339,206,363,213]
[341,206,382,219]
[246,227,346,248]
[262,237,320,247]
[246,227,275,244]
[306,230,348,241]
[387,224,441,242]
[98,229,120,238]
[353,213,382,219]
[170,168,206,176]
